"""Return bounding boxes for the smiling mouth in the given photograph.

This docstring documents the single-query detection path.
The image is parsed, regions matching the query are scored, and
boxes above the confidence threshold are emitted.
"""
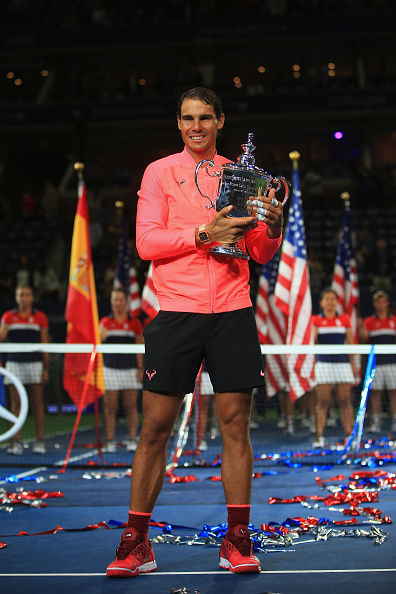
[189,135,205,140]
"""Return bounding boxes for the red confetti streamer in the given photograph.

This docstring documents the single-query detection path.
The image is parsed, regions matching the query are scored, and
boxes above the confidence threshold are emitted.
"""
[269,495,307,504]
[333,518,359,525]
[382,516,392,524]
[1,521,113,538]
[323,475,346,482]
[167,473,199,484]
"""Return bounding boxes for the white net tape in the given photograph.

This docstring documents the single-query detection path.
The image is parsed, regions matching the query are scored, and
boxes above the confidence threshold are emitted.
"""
[0,344,394,467]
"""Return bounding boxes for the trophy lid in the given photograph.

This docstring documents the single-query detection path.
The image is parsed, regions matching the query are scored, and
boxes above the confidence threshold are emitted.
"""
[237,133,256,167]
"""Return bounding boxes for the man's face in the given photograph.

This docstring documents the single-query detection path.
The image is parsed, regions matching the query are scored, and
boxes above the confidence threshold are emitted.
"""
[16,287,33,309]
[177,98,224,162]
[111,291,128,315]
[374,296,389,315]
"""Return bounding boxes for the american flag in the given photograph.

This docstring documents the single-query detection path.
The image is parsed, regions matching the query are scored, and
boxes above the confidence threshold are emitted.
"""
[331,202,360,343]
[114,218,141,317]
[273,160,315,400]
[141,263,159,321]
[255,250,288,397]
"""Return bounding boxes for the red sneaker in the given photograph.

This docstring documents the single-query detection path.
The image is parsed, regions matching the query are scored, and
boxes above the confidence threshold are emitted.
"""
[219,524,261,574]
[106,527,157,578]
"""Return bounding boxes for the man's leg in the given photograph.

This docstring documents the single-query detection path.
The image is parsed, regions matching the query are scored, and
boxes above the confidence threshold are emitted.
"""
[314,384,332,441]
[8,384,21,442]
[216,390,253,503]
[103,390,119,443]
[121,389,139,442]
[107,389,184,578]
[335,383,354,437]
[368,389,382,432]
[130,390,184,511]
[215,390,260,573]
[29,384,45,441]
[389,389,396,432]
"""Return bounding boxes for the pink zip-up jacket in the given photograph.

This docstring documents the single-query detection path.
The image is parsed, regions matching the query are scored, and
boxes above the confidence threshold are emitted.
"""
[136,147,282,314]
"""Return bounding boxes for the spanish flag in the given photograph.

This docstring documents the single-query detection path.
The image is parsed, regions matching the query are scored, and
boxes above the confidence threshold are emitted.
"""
[63,169,104,405]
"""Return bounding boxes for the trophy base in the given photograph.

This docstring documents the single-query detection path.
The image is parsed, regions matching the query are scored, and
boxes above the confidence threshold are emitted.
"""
[208,245,250,260]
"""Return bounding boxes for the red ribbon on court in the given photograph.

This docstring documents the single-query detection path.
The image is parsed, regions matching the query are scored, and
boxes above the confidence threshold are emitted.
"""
[269,495,307,504]
[0,521,112,538]
[323,491,379,506]
[4,490,63,501]
[167,473,200,484]
[333,518,359,526]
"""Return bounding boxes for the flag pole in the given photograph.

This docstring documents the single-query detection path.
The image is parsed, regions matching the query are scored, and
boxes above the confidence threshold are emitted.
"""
[289,150,300,170]
[75,162,105,465]
[60,162,104,471]
[74,161,84,183]
[341,191,350,205]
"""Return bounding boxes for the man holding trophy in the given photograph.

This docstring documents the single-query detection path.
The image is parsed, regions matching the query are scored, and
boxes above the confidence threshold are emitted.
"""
[107,87,285,578]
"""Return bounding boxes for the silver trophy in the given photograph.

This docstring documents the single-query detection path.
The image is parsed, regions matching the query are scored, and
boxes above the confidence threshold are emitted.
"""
[195,133,289,260]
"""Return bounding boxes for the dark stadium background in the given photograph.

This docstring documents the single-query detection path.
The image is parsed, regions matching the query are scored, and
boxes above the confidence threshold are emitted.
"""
[0,0,395,341]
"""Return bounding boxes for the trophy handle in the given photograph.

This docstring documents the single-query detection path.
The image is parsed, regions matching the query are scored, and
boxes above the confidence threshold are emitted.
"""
[194,159,220,210]
[267,176,290,206]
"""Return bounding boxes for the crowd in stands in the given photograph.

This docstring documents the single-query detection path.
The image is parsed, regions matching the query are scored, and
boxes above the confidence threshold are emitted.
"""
[2,0,395,33]
[1,0,395,109]
[1,143,396,307]
[1,0,395,307]
[0,174,395,310]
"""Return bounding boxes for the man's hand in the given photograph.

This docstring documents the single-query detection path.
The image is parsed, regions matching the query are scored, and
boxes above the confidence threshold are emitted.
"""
[205,205,258,244]
[247,188,283,238]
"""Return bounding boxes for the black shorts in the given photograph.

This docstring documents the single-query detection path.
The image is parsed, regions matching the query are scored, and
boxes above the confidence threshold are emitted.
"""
[142,308,265,393]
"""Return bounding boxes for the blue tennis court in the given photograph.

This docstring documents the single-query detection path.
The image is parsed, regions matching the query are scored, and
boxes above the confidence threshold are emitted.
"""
[1,422,395,594]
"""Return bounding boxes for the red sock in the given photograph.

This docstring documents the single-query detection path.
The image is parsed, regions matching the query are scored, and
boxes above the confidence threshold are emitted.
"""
[227,504,251,535]
[127,510,151,541]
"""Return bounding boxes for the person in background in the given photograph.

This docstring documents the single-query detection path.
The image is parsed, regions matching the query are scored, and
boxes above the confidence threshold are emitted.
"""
[21,185,38,219]
[0,285,49,454]
[0,261,14,301]
[40,179,58,222]
[33,261,60,301]
[311,287,357,448]
[103,256,117,299]
[307,249,325,295]
[15,253,33,288]
[99,288,144,452]
[196,361,218,452]
[360,290,396,434]
[369,237,393,293]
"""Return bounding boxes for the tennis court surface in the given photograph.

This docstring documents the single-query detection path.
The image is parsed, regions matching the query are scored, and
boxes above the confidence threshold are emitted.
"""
[1,432,395,594]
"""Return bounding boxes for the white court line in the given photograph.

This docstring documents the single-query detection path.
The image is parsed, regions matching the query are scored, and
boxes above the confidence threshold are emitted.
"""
[54,449,99,466]
[2,569,396,577]
[0,467,47,485]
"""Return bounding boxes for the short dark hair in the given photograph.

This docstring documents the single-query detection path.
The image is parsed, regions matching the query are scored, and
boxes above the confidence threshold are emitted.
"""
[319,287,338,301]
[111,287,128,300]
[176,87,224,120]
[16,284,33,294]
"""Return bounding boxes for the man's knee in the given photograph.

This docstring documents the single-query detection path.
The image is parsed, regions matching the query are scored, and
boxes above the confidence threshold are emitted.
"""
[221,412,250,441]
[140,416,174,447]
